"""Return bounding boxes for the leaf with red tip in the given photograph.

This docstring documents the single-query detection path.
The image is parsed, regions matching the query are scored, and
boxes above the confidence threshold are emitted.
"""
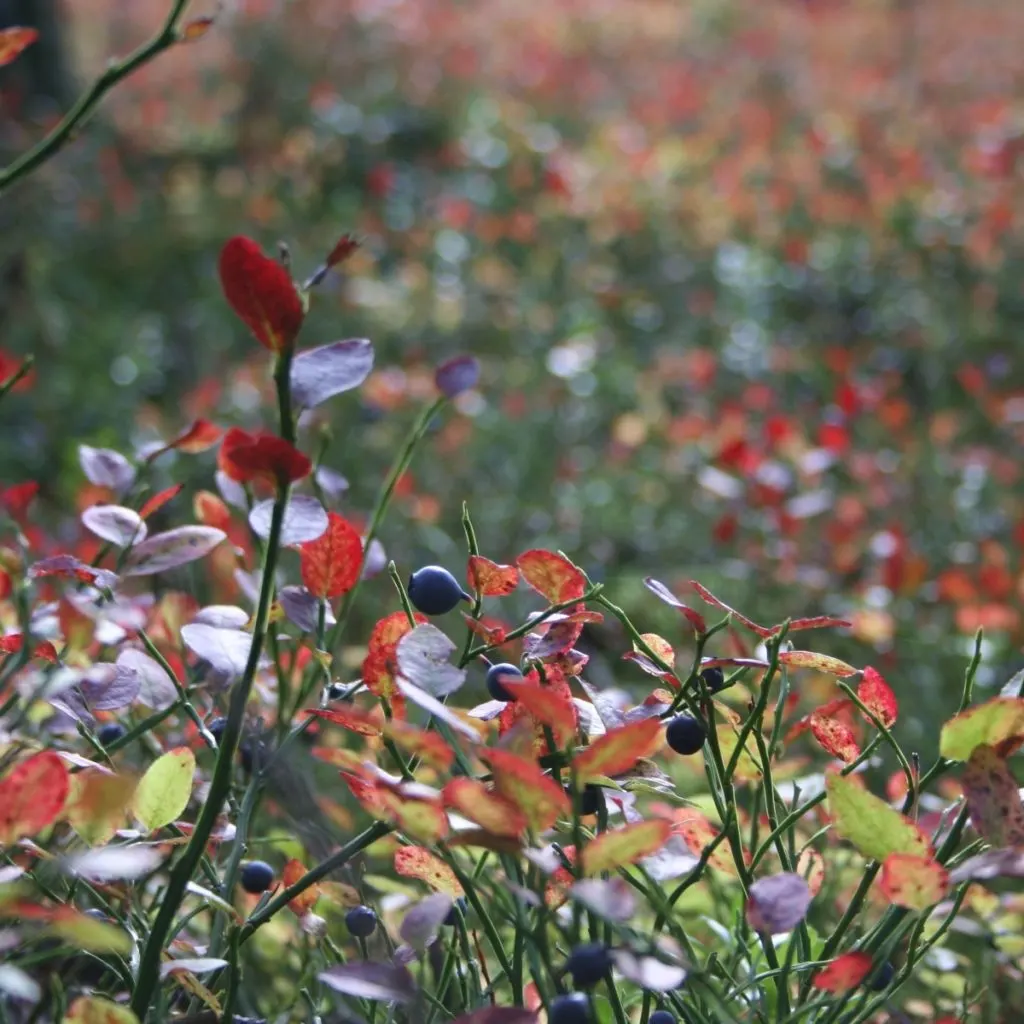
[690,581,771,636]
[304,706,381,736]
[300,512,362,599]
[785,616,852,634]
[325,234,360,268]
[218,427,311,485]
[0,27,38,66]
[442,778,527,837]
[879,853,949,911]
[516,549,586,603]
[501,681,577,748]
[468,555,519,597]
[362,611,428,704]
[0,750,69,846]
[139,484,183,520]
[961,744,1024,846]
[28,555,118,590]
[673,811,741,876]
[643,577,707,632]
[581,819,671,875]
[572,718,662,783]
[825,773,931,861]
[347,775,449,841]
[858,667,898,727]
[778,651,859,677]
[481,749,570,832]
[810,712,860,763]
[1,481,38,520]
[153,419,223,459]
[0,634,59,664]
[193,490,231,529]
[218,236,304,352]
[812,951,873,992]
[394,846,463,897]
[940,697,1024,761]
[283,858,319,914]
[383,720,455,772]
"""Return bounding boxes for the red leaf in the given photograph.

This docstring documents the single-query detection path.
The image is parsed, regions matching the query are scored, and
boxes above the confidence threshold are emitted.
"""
[325,234,360,268]
[516,550,586,603]
[468,555,519,597]
[194,490,232,530]
[303,705,382,737]
[394,846,463,897]
[786,616,852,633]
[28,555,117,590]
[811,952,873,993]
[300,512,362,598]
[362,611,428,705]
[1,481,39,520]
[500,680,577,749]
[0,750,69,845]
[139,484,183,520]
[148,419,223,460]
[180,16,214,42]
[858,666,898,727]
[0,634,58,664]
[480,749,570,832]
[643,578,707,633]
[809,712,861,763]
[0,27,38,67]
[282,858,320,914]
[442,778,528,837]
[879,853,949,911]
[218,236,304,352]
[218,427,311,485]
[572,718,663,782]
[689,581,772,637]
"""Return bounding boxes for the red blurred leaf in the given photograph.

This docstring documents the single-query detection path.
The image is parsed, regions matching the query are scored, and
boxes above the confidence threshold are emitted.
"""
[858,666,898,727]
[572,718,662,783]
[283,858,319,914]
[673,810,742,876]
[481,749,570,832]
[347,774,449,841]
[516,549,586,603]
[643,578,707,633]
[0,634,59,664]
[1,481,38,520]
[383,719,455,772]
[961,744,1024,846]
[689,581,771,636]
[180,16,214,42]
[0,750,69,845]
[812,952,873,993]
[810,712,861,763]
[28,555,117,590]
[468,555,519,597]
[0,27,38,66]
[300,512,362,599]
[442,778,528,837]
[218,236,304,352]
[219,428,311,485]
[581,820,671,875]
[148,419,223,460]
[797,846,825,897]
[786,616,852,634]
[303,705,382,737]
[879,853,949,911]
[326,234,360,267]
[194,490,231,530]
[394,845,463,897]
[139,484,183,520]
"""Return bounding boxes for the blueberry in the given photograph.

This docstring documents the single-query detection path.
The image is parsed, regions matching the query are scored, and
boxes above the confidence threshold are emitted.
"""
[700,665,725,693]
[869,961,895,991]
[96,723,125,746]
[565,943,612,989]
[548,993,591,1024]
[650,1013,676,1024]
[486,663,522,702]
[407,565,470,616]
[444,897,468,926]
[665,714,707,756]
[208,717,227,743]
[576,784,603,816]
[239,860,275,894]
[327,682,349,701]
[345,905,377,938]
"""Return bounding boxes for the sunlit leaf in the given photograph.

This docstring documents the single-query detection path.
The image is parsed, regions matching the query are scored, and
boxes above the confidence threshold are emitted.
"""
[133,748,195,831]
[778,651,858,677]
[642,578,706,633]
[673,811,741,877]
[857,667,898,727]
[939,697,1024,761]
[878,852,949,911]
[796,846,825,897]
[250,495,328,546]
[283,858,319,914]
[581,819,671,875]
[501,680,577,748]
[468,555,519,596]
[139,484,183,520]
[395,623,466,697]
[481,749,570,832]
[690,580,771,636]
[393,846,463,897]
[0,750,69,846]
[65,995,141,1024]
[64,769,135,846]
[383,720,454,771]
[572,718,662,783]
[810,712,860,764]
[442,778,528,837]
[825,772,930,861]
[516,549,586,603]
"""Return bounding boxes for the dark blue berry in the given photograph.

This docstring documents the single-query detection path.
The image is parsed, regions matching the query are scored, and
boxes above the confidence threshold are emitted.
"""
[548,993,591,1024]
[869,961,895,991]
[96,723,125,746]
[208,717,227,743]
[576,784,603,816]
[486,663,522,702]
[240,860,275,894]
[700,665,726,693]
[650,1013,676,1024]
[565,943,612,989]
[666,714,706,756]
[345,905,377,937]
[444,897,468,926]
[407,565,470,616]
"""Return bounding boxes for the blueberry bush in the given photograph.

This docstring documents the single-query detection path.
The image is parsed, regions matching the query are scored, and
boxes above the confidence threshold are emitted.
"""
[2,6,1024,1024]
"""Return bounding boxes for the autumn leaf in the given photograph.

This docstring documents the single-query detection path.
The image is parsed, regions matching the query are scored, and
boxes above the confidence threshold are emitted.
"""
[468,555,519,596]
[858,666,898,727]
[383,720,455,772]
[825,772,931,861]
[580,820,671,875]
[810,712,860,764]
[689,580,771,636]
[283,858,319,914]
[879,853,949,911]
[133,748,195,831]
[778,651,858,677]
[139,484,183,520]
[218,428,311,486]
[500,680,577,749]
[442,778,528,837]
[572,718,662,783]
[0,750,69,847]
[300,512,363,598]
[481,749,570,832]
[147,419,223,460]
[811,951,873,992]
[65,995,141,1024]
[516,549,586,603]
[939,697,1024,761]
[303,705,382,736]
[673,810,742,877]
[0,27,38,67]
[394,846,463,897]
[961,744,1024,846]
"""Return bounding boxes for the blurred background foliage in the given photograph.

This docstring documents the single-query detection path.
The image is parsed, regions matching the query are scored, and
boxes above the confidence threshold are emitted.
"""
[2,0,1024,753]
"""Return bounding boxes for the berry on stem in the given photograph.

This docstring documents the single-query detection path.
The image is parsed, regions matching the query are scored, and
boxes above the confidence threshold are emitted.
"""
[239,860,275,894]
[344,905,377,938]
[869,961,895,991]
[96,722,125,746]
[700,665,725,693]
[650,1012,676,1024]
[486,662,522,702]
[208,717,227,743]
[444,897,468,926]
[565,943,612,989]
[575,783,603,816]
[548,993,591,1024]
[407,565,470,616]
[665,714,707,755]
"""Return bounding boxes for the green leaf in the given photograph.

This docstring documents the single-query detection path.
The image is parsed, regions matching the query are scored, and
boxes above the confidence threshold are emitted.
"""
[939,697,1024,761]
[133,747,195,831]
[45,910,132,954]
[825,773,930,861]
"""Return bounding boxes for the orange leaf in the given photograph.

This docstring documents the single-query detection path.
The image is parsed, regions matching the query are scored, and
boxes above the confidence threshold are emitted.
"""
[394,846,463,897]
[812,951,873,993]
[442,778,527,837]
[778,651,858,677]
[879,853,949,911]
[362,611,428,704]
[193,490,231,530]
[961,744,1024,846]
[0,750,69,846]
[383,720,454,771]
[300,512,362,598]
[283,858,319,914]
[180,16,214,41]
[346,774,448,842]
[796,846,825,898]
[139,484,183,520]
[810,712,861,764]
[304,705,382,736]
[156,419,223,458]
[690,580,771,636]
[516,549,586,603]
[0,27,38,67]
[501,681,577,749]
[572,718,662,783]
[481,749,570,832]
[581,819,671,875]
[858,667,898,727]
[673,811,742,877]
[468,555,519,596]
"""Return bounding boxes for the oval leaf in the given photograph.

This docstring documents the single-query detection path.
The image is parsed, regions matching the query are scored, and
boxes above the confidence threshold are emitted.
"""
[133,748,195,831]
[291,338,374,408]
[939,697,1024,761]
[180,624,253,679]
[581,819,671,875]
[516,549,586,603]
[300,511,363,599]
[81,505,147,547]
[778,651,858,677]
[747,873,812,934]
[79,445,135,493]
[825,772,930,861]
[318,962,416,1003]
[396,624,466,697]
[249,495,328,546]
[879,852,949,911]
[0,750,69,846]
[122,526,226,577]
[65,996,141,1024]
